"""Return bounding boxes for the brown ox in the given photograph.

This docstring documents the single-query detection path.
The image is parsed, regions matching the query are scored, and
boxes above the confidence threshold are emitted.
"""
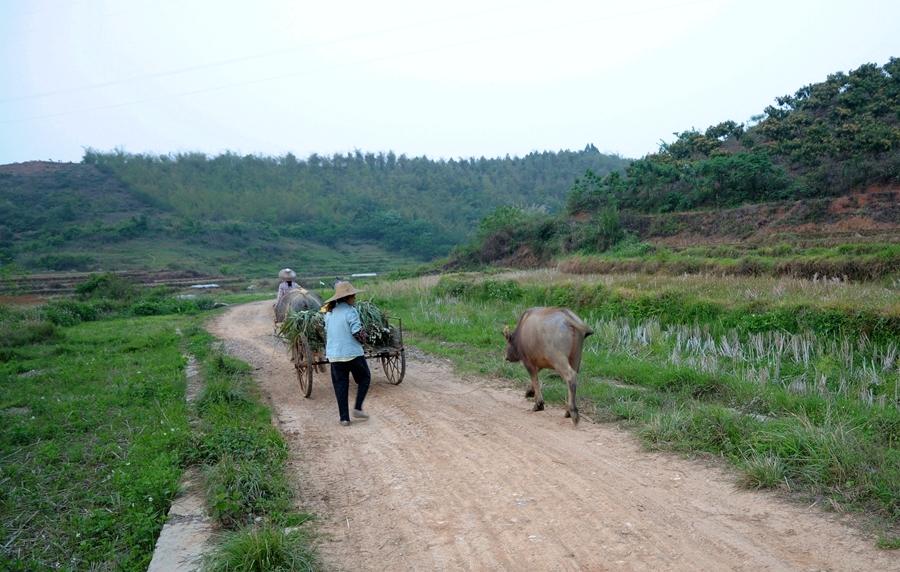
[274,287,325,324]
[275,287,327,372]
[503,307,594,425]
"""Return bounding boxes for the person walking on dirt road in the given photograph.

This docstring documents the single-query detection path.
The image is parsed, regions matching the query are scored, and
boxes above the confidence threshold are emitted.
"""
[322,281,371,426]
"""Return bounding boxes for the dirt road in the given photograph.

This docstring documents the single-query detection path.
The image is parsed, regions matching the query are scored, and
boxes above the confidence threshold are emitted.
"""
[206,301,897,572]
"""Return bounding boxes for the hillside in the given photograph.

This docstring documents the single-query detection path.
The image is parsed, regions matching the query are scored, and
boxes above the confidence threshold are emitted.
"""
[0,161,425,281]
[0,161,154,233]
[0,147,629,280]
[4,60,899,284]
[452,59,900,280]
[83,146,629,260]
[447,185,900,280]
[566,59,900,216]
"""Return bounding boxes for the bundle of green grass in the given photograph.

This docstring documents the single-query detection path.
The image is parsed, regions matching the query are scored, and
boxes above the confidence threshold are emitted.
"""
[277,300,400,353]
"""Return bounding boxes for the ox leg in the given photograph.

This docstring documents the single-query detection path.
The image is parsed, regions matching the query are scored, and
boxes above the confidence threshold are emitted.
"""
[563,368,579,426]
[526,366,544,412]
[311,351,327,374]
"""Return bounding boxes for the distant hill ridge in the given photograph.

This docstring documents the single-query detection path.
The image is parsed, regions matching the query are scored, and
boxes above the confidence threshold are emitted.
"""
[0,148,629,275]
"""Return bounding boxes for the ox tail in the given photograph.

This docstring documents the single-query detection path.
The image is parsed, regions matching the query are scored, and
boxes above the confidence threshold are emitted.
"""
[561,308,594,337]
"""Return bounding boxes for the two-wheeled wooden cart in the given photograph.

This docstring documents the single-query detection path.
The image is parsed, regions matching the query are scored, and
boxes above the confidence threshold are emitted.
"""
[290,316,406,397]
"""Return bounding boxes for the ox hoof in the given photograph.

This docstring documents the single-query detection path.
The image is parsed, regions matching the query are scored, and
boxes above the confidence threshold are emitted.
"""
[569,410,580,426]
[525,388,535,398]
[532,402,544,412]
[564,410,570,418]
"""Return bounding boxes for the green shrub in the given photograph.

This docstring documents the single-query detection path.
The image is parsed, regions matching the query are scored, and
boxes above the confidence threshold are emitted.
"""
[75,272,138,302]
[131,296,216,316]
[28,253,97,272]
[0,319,57,349]
[43,300,98,326]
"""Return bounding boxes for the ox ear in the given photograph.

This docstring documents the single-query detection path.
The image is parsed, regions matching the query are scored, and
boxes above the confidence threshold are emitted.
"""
[502,325,511,342]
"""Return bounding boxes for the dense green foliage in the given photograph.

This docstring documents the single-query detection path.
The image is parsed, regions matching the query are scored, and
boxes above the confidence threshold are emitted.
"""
[446,202,626,269]
[0,147,627,274]
[79,146,628,261]
[568,58,900,215]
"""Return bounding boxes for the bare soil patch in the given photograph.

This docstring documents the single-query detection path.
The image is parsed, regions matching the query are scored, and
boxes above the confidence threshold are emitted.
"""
[206,301,898,571]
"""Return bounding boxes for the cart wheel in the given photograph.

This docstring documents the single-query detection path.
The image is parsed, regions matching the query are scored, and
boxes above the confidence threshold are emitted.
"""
[381,350,406,385]
[292,336,313,398]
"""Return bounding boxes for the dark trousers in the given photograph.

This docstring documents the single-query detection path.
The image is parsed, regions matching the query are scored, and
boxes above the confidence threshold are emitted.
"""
[330,356,371,422]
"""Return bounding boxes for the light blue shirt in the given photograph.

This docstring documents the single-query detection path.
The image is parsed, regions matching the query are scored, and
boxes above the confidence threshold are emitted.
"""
[324,302,365,360]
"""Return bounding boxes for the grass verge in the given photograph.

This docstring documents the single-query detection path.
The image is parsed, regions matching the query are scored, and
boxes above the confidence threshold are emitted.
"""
[0,285,321,570]
[1,315,191,570]
[182,324,323,571]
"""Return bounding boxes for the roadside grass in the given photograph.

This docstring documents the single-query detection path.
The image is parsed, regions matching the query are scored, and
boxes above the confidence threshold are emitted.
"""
[365,270,900,544]
[0,315,191,570]
[182,325,323,572]
[197,523,319,572]
[0,285,322,570]
[558,241,900,282]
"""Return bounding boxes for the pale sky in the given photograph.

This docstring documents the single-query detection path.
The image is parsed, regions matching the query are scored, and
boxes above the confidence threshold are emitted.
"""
[1,0,898,165]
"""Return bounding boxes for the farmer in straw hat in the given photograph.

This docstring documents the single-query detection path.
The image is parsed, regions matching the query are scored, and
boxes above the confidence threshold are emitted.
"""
[276,268,297,306]
[322,281,371,426]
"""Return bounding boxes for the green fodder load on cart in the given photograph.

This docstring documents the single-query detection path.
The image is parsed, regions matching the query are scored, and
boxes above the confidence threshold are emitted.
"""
[277,300,399,352]
[278,308,326,351]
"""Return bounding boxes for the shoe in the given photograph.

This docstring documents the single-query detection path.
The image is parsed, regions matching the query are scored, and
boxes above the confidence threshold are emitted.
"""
[352,409,370,420]
[340,420,351,426]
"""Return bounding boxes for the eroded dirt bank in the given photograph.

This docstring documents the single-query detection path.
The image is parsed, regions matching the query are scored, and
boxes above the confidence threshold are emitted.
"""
[206,300,897,572]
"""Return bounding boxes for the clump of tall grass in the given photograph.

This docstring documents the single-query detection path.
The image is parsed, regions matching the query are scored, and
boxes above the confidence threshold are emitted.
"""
[204,455,293,527]
[200,523,322,572]
[195,376,255,415]
[738,453,788,489]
